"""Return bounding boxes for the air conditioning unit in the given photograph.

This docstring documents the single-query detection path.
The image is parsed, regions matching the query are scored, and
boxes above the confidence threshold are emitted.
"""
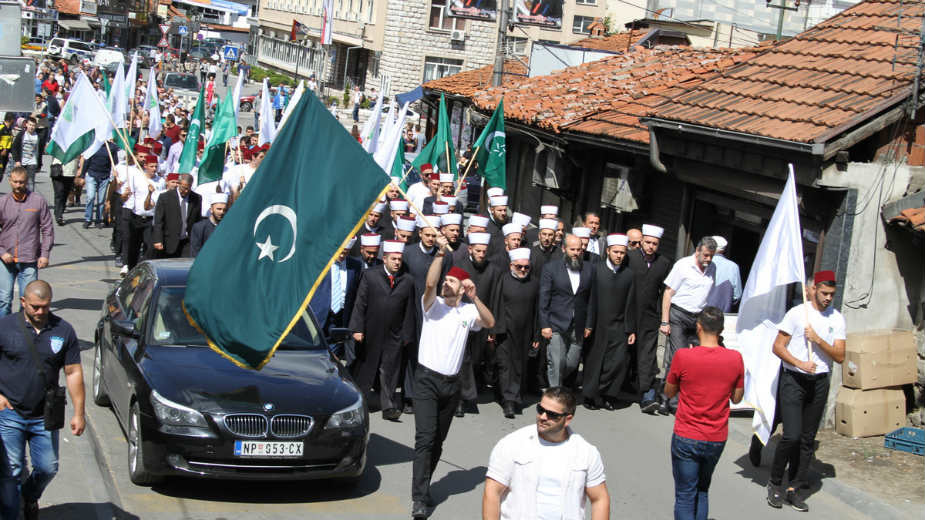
[450,29,465,42]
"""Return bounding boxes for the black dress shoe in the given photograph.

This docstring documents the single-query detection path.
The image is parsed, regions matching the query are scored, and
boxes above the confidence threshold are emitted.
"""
[411,501,428,519]
[82,221,90,229]
[382,408,401,421]
[583,401,599,411]
[55,217,65,226]
[640,400,659,415]
[454,401,464,418]
[402,402,414,415]
[502,402,516,419]
[23,500,38,520]
[601,400,617,411]
[657,401,671,416]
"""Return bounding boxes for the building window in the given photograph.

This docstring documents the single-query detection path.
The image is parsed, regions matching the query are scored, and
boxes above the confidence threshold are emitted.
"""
[506,36,528,55]
[429,0,465,31]
[575,0,596,4]
[572,15,594,34]
[423,56,463,82]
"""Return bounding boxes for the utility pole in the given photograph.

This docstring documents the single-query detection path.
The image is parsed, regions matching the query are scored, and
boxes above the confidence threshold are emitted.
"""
[491,0,510,86]
[766,0,800,41]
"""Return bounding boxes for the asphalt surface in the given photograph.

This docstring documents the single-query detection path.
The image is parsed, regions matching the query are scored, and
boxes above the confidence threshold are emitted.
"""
[15,74,913,519]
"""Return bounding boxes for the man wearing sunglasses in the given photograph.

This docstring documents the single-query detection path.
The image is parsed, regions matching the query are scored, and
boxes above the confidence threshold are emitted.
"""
[483,387,610,520]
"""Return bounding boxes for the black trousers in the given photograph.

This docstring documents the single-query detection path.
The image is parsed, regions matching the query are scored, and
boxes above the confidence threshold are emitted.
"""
[50,176,74,221]
[770,369,830,489]
[636,325,659,397]
[110,190,124,254]
[124,212,152,270]
[411,364,460,504]
[495,333,527,404]
[662,306,699,409]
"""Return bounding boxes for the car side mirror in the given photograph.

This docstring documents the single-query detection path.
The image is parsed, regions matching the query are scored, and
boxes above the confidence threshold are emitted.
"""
[112,319,139,338]
[328,327,351,344]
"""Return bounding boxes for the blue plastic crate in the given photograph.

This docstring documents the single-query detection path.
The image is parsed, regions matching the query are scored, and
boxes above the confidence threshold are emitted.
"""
[884,427,925,456]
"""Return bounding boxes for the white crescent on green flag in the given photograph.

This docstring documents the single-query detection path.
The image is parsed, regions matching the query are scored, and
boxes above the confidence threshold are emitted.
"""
[45,72,112,163]
[472,99,506,189]
[144,68,162,139]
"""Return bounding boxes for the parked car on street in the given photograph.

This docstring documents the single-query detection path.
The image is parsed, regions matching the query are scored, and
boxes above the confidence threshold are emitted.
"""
[92,259,368,484]
[161,72,201,105]
[239,94,256,112]
[45,37,95,63]
[94,47,126,68]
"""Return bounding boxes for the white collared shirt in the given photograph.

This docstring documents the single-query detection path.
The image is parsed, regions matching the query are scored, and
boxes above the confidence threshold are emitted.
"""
[566,266,580,294]
[123,171,156,217]
[418,296,482,376]
[487,425,606,520]
[664,255,716,313]
[779,302,845,375]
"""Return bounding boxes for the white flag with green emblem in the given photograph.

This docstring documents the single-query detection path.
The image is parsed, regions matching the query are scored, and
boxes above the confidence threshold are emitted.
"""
[45,72,111,163]
[144,68,162,139]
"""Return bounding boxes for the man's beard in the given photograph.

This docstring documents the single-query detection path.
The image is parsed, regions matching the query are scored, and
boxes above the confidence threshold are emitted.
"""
[566,255,582,270]
[471,257,487,270]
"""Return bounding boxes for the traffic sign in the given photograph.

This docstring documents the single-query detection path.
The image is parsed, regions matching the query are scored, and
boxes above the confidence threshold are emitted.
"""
[158,37,169,48]
[178,25,188,35]
[222,46,239,61]
[159,24,169,35]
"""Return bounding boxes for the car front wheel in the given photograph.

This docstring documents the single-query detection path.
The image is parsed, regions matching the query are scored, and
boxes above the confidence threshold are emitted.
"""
[241,101,253,112]
[128,402,162,486]
[91,342,109,406]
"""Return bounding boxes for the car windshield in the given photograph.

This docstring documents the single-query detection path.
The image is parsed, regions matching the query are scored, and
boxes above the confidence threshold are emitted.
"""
[148,286,325,350]
[164,74,199,90]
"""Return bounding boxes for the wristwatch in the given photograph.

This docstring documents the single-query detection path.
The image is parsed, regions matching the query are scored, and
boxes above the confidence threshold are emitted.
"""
[660,321,669,326]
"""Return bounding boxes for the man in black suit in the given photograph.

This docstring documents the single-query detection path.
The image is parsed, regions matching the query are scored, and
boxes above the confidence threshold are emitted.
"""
[626,224,672,414]
[538,234,594,388]
[309,239,364,343]
[152,173,202,258]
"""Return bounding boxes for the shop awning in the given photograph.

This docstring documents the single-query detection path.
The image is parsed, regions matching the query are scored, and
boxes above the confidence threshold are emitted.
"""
[58,19,91,31]
[85,17,101,27]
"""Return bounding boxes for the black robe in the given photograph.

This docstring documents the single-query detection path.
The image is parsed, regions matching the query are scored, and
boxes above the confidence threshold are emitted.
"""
[350,222,383,257]
[455,253,501,401]
[348,267,416,411]
[530,242,562,276]
[490,270,540,403]
[486,216,505,257]
[626,248,673,395]
[582,260,637,403]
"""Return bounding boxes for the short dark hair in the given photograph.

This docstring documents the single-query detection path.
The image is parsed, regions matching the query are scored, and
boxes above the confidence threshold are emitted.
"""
[697,306,724,334]
[816,280,836,288]
[697,236,717,252]
[542,386,577,415]
[583,211,600,222]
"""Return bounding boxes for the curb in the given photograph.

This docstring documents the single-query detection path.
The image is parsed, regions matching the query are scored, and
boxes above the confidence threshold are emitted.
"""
[726,416,910,519]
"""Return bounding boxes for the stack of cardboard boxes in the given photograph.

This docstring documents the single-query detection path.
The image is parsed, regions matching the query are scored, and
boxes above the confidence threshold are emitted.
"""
[835,330,916,437]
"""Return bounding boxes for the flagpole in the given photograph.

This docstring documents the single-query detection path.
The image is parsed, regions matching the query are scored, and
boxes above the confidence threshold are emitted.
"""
[395,184,439,231]
[444,140,452,177]
[788,163,813,364]
[453,144,480,195]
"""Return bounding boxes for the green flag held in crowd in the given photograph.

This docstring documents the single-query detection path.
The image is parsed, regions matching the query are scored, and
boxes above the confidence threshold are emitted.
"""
[472,99,506,190]
[177,88,205,174]
[391,137,408,189]
[411,93,456,177]
[183,91,391,370]
[196,93,237,184]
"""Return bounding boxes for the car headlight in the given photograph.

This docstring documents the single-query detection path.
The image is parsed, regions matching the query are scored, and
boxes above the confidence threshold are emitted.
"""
[151,390,209,431]
[325,396,365,429]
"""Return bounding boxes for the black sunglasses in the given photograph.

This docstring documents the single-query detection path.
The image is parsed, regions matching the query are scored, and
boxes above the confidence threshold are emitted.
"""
[628,241,641,246]
[536,403,568,420]
[513,264,531,271]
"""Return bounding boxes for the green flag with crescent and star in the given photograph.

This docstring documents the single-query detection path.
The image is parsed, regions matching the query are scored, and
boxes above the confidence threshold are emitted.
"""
[177,88,205,174]
[472,99,506,189]
[183,91,390,370]
[411,93,457,178]
[196,93,237,184]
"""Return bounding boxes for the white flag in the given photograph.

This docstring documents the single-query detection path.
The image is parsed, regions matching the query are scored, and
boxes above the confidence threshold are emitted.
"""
[46,72,112,163]
[737,168,805,444]
[360,95,383,155]
[321,0,334,45]
[277,80,305,131]
[258,78,276,146]
[124,52,138,113]
[232,68,244,121]
[144,69,162,140]
[374,102,408,172]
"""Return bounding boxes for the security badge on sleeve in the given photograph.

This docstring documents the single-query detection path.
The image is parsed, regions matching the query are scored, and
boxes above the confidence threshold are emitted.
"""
[50,336,65,354]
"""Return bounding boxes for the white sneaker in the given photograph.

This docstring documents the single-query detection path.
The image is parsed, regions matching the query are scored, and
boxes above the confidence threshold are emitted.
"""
[120,265,128,276]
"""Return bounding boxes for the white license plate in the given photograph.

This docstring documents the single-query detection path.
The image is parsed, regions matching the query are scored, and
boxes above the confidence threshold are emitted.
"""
[233,440,303,457]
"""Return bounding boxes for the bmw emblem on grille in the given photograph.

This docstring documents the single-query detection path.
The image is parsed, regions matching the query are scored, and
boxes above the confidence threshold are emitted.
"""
[263,403,275,412]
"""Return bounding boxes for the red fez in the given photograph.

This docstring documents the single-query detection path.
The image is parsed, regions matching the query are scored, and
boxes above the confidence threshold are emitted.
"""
[420,163,434,174]
[446,266,470,282]
[241,148,252,161]
[143,137,155,145]
[166,173,180,181]
[144,154,157,164]
[428,173,440,181]
[197,140,204,151]
[152,142,163,154]
[260,143,270,152]
[813,270,836,285]
[134,144,150,154]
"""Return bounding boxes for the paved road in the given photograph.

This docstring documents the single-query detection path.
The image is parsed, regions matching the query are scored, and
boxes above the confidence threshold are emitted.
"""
[16,153,909,519]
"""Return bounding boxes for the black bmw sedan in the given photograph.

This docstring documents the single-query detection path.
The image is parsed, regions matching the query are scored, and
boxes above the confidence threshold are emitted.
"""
[92,259,368,485]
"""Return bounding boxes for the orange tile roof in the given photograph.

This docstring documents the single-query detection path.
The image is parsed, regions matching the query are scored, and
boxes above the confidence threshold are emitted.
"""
[568,29,653,52]
[466,45,759,143]
[652,0,921,143]
[423,60,528,98]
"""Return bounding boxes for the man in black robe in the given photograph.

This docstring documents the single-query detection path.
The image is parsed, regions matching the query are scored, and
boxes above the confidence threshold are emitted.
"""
[583,234,637,410]
[399,219,441,414]
[452,232,500,417]
[488,223,523,272]
[349,240,416,420]
[489,247,540,418]
[485,194,508,257]
[626,224,672,414]
[350,202,386,256]
[189,193,227,257]
[530,218,562,276]
[357,233,383,271]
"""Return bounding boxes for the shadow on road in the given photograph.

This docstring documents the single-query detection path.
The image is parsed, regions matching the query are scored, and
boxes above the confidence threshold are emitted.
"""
[732,434,836,504]
[39,502,139,520]
[53,297,104,312]
[150,464,383,504]
[50,255,115,269]
[430,465,487,506]
[367,433,414,466]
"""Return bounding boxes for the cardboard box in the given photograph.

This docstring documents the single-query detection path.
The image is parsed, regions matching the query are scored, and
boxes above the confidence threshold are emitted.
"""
[842,329,917,389]
[836,387,905,438]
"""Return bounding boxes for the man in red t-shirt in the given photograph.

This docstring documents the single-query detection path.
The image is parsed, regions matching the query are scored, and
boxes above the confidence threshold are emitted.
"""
[664,306,744,520]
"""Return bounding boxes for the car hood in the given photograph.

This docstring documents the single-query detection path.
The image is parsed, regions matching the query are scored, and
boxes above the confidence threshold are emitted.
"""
[140,346,360,416]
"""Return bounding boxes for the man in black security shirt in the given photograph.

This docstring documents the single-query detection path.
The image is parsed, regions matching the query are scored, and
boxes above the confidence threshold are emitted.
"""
[0,280,84,520]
